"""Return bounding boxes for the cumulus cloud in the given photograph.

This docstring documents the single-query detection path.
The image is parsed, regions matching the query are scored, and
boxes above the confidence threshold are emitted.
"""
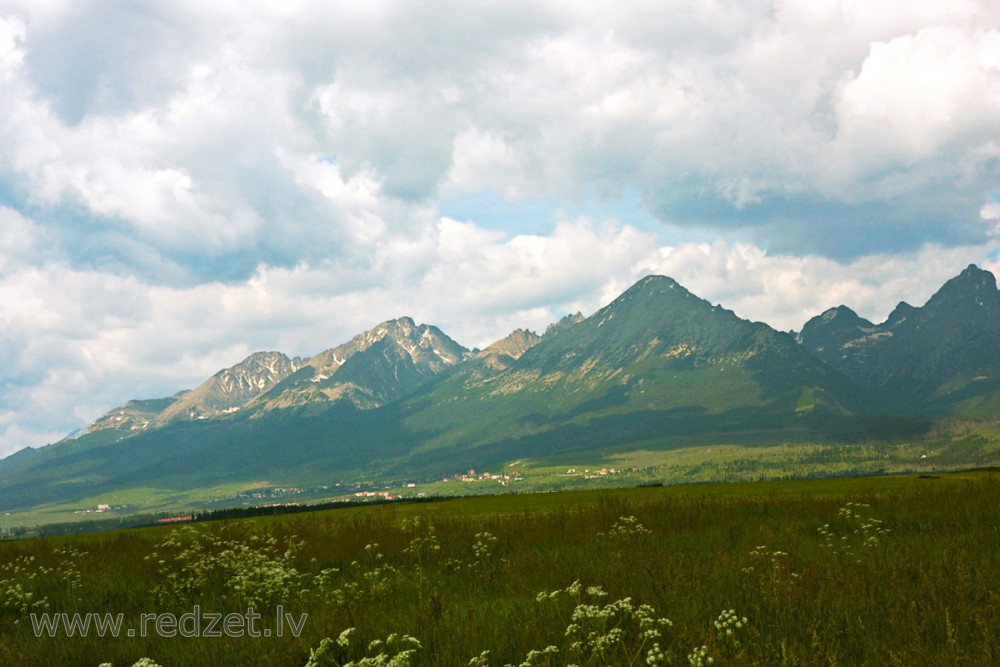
[442,128,527,197]
[833,27,1000,177]
[4,1,1000,265]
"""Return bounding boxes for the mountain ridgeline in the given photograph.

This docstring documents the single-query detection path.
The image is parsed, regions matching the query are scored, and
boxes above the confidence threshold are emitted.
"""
[394,275,858,466]
[1,267,998,511]
[798,264,1000,415]
[83,318,469,437]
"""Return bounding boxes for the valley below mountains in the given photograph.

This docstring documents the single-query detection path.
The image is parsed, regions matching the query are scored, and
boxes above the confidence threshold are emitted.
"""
[2,266,999,528]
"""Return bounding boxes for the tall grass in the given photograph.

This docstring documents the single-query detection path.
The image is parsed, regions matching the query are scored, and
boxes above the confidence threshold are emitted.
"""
[1,473,998,665]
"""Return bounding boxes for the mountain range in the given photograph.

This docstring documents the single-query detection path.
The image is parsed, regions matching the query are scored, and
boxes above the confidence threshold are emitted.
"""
[1,265,998,514]
[798,265,1000,415]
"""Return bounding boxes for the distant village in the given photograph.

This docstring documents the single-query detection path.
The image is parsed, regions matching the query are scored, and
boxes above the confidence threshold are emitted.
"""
[65,464,649,525]
[443,469,524,485]
[74,503,128,515]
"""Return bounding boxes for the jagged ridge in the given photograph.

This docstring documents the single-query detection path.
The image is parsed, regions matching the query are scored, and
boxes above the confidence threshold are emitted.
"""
[798,264,1000,413]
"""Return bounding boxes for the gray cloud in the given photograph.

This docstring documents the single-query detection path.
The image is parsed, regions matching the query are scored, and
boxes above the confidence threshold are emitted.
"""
[5,1,1000,269]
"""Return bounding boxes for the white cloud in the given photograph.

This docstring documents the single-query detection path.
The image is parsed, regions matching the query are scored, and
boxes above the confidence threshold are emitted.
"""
[443,128,526,197]
[416,216,654,318]
[314,79,403,131]
[278,151,387,246]
[834,27,1000,174]
[982,203,1000,238]
[3,1,999,259]
[0,19,304,266]
[0,206,43,271]
[0,15,25,81]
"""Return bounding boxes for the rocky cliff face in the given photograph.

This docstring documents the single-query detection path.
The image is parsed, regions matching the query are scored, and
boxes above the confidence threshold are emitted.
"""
[246,317,470,412]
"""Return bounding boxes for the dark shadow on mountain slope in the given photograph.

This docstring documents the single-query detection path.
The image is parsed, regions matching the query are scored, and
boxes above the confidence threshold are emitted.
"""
[923,376,1000,415]
[397,402,940,478]
[518,384,632,428]
[393,404,796,475]
[799,411,933,442]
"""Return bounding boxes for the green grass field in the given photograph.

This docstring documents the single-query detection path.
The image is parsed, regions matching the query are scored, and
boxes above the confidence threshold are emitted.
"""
[2,470,999,666]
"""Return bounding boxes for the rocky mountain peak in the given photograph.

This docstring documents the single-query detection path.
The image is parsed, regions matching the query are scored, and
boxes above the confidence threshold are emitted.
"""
[821,306,871,327]
[81,351,302,437]
[156,351,301,422]
[958,263,996,286]
[884,301,916,328]
[544,312,585,336]
[926,264,998,309]
[244,318,469,412]
[229,351,301,377]
[309,316,465,374]
[478,328,542,362]
[797,306,875,348]
[619,274,684,300]
[599,274,712,321]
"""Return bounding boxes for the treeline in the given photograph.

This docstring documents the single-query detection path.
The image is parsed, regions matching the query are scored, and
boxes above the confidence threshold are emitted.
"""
[0,494,459,540]
[1,513,174,540]
[190,494,455,522]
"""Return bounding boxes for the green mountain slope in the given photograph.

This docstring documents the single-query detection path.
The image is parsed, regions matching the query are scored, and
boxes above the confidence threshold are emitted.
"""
[392,275,859,468]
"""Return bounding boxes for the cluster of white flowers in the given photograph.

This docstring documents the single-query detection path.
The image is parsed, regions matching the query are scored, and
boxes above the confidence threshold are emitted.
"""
[0,554,48,619]
[98,659,162,667]
[221,535,305,609]
[400,518,443,601]
[401,517,442,567]
[531,580,672,666]
[741,544,799,591]
[324,543,398,612]
[52,546,86,594]
[146,526,305,609]
[465,530,509,583]
[818,502,890,560]
[359,544,398,594]
[312,563,342,593]
[0,545,87,622]
[304,628,421,667]
[472,531,498,561]
[466,644,561,667]
[510,645,560,667]
[536,579,579,602]
[602,516,653,540]
[687,644,713,666]
[645,641,666,666]
[714,609,748,642]
[468,649,492,666]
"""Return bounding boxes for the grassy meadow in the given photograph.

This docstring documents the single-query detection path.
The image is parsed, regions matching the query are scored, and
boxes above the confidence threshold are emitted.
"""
[1,471,999,666]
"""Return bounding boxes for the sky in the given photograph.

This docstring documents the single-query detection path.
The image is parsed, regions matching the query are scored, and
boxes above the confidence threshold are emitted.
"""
[2,0,1000,458]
